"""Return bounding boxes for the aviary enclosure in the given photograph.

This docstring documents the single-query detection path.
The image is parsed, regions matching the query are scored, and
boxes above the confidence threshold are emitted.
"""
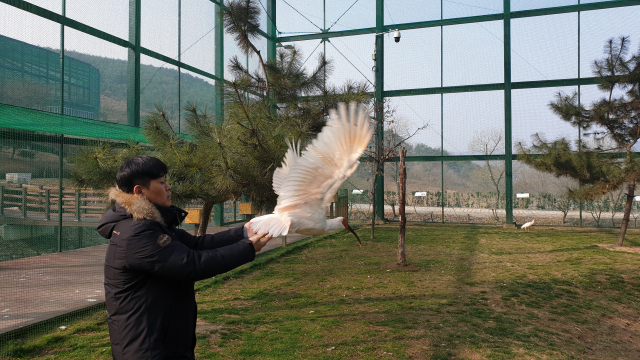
[1,0,639,353]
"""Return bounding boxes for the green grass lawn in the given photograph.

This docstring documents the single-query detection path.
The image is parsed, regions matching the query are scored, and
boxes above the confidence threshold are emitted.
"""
[2,224,640,359]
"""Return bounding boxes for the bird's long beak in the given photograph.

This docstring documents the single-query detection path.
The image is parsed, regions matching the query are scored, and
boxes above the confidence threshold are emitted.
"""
[342,218,362,247]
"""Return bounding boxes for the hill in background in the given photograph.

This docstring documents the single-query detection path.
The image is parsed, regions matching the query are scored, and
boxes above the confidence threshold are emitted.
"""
[66,51,217,126]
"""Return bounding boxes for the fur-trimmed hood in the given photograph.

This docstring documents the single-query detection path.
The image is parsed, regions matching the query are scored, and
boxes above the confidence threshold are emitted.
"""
[97,187,188,239]
[107,187,164,224]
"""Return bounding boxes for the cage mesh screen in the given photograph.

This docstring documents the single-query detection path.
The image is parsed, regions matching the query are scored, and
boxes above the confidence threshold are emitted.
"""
[0,5,61,116]
[443,0,502,18]
[2,0,640,356]
[443,21,504,87]
[67,0,129,40]
[511,0,577,12]
[0,131,109,349]
[179,69,218,132]
[180,0,216,75]
[140,55,180,129]
[141,0,179,59]
[443,91,505,156]
[580,6,640,78]
[384,0,440,25]
[384,27,441,92]
[512,86,579,150]
[511,13,578,82]
[275,0,323,36]
[325,34,375,89]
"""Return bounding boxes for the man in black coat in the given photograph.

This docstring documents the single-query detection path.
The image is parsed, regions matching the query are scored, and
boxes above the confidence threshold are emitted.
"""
[97,155,272,360]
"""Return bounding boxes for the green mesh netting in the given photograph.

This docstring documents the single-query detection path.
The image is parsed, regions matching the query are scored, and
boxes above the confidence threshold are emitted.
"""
[0,104,146,143]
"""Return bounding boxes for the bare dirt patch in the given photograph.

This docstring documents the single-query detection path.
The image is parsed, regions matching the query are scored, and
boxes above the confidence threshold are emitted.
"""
[379,262,422,271]
[596,244,640,253]
[195,319,225,343]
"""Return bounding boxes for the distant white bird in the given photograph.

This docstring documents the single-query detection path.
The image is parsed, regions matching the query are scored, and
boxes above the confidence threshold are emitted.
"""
[250,102,373,246]
[521,219,535,231]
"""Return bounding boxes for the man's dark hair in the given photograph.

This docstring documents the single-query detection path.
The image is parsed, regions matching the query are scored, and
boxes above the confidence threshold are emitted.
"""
[117,155,168,194]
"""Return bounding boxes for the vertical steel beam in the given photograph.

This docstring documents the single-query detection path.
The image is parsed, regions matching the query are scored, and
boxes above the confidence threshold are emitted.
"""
[267,0,277,62]
[440,0,445,223]
[215,3,224,118]
[375,0,385,221]
[58,1,65,252]
[213,2,225,226]
[127,0,141,127]
[178,0,181,133]
[58,135,63,252]
[503,0,513,225]
[60,0,65,116]
[578,4,583,226]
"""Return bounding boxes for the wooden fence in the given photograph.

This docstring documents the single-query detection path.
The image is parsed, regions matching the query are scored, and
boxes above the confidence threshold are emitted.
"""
[0,184,107,222]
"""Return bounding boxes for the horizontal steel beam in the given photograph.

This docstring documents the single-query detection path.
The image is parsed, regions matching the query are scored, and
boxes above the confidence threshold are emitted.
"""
[278,27,376,43]
[140,48,222,82]
[384,77,600,98]
[368,151,640,163]
[511,0,640,19]
[511,77,598,89]
[375,155,505,163]
[279,0,640,43]
[385,83,504,97]
[2,0,132,48]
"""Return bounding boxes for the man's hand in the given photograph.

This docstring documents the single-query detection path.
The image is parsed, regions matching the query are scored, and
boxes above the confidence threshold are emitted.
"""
[245,222,259,239]
[249,231,273,252]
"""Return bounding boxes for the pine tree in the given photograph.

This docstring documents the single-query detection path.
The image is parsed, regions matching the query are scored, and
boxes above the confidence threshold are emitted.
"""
[519,36,640,245]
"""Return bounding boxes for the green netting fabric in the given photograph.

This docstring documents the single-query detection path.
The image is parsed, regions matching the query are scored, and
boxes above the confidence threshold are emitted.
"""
[0,104,146,143]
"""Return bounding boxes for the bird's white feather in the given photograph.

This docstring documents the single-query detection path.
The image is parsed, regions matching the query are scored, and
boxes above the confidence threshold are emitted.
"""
[250,213,291,237]
[251,102,373,237]
[272,139,301,195]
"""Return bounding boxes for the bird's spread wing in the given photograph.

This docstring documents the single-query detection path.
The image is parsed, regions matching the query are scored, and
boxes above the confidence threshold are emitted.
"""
[272,139,301,195]
[275,102,373,215]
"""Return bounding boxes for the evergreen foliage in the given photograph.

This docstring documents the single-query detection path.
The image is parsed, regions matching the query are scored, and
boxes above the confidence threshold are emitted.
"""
[71,143,147,191]
[518,36,640,245]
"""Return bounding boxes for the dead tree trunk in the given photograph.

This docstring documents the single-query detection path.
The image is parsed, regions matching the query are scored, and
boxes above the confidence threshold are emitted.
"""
[371,161,381,241]
[398,147,407,266]
[616,180,636,247]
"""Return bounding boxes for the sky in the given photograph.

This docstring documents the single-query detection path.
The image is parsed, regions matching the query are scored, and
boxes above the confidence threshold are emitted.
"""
[1,0,640,155]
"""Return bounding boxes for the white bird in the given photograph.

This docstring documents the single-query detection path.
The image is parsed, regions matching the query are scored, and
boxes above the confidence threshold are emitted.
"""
[521,219,535,231]
[250,102,373,246]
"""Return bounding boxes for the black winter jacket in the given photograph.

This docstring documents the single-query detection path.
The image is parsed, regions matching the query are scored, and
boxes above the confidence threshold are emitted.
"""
[97,188,256,360]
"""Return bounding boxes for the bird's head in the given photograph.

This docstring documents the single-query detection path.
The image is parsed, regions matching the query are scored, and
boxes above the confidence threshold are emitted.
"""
[341,217,362,247]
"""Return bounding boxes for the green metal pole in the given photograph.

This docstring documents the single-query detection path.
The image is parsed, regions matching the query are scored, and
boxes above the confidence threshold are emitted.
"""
[578,4,583,226]
[440,0,444,223]
[60,0,65,116]
[58,135,63,252]
[127,0,141,127]
[504,0,514,225]
[213,2,224,226]
[375,0,385,221]
[267,0,277,62]
[178,0,181,133]
[58,0,65,252]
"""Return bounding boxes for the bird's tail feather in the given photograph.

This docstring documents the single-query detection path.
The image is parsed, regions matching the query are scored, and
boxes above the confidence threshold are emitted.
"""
[250,214,291,238]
